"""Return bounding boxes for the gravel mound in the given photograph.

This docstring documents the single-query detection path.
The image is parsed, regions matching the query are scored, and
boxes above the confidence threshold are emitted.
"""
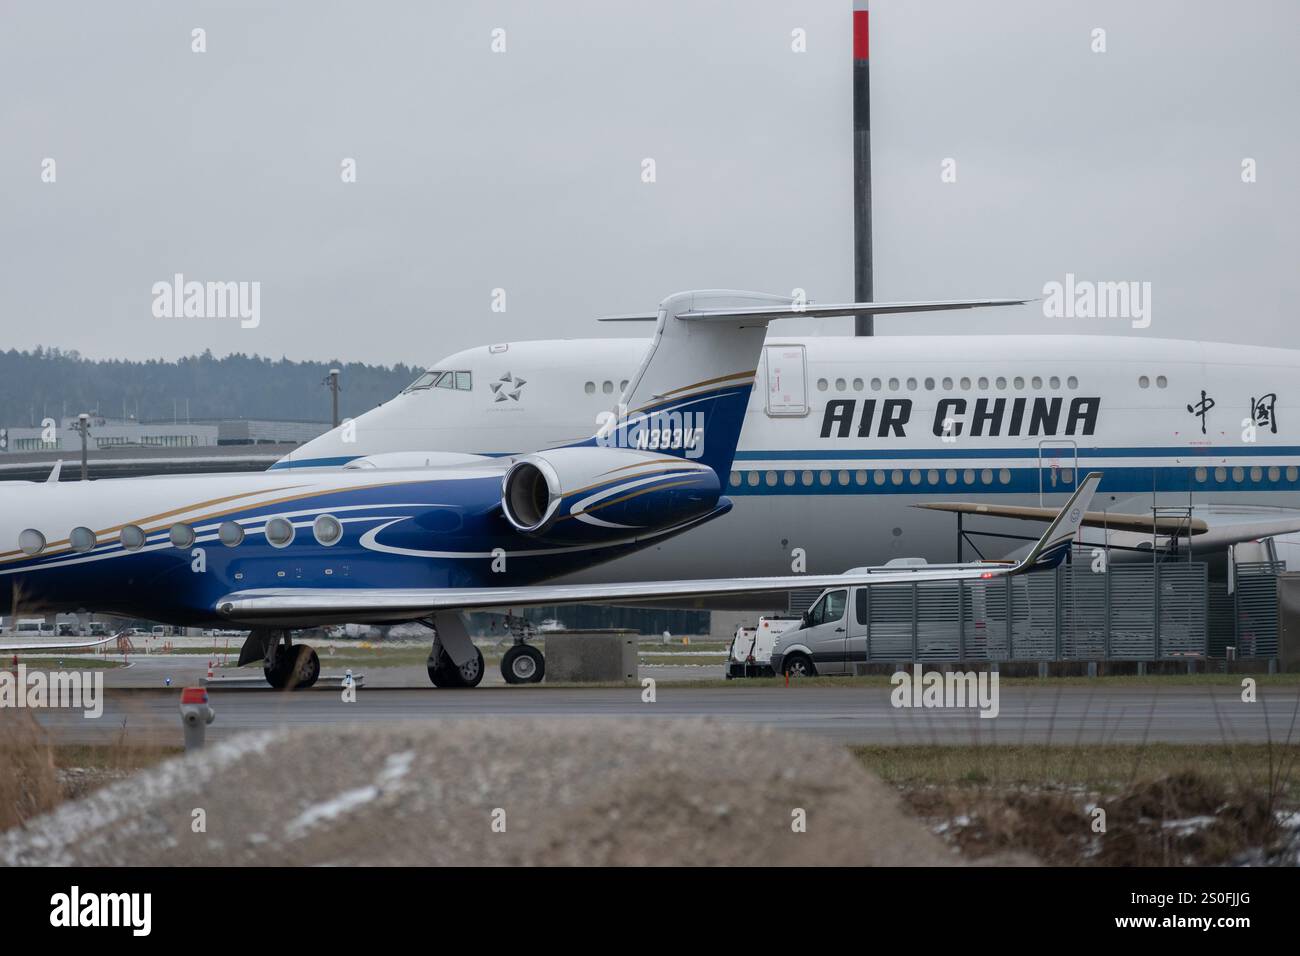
[1,718,957,866]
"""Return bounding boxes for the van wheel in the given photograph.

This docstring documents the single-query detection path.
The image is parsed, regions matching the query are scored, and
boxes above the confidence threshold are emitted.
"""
[783,652,815,678]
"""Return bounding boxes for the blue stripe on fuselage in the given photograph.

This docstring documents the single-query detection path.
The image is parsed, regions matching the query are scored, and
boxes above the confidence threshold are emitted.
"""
[732,445,1300,461]
[726,462,1300,496]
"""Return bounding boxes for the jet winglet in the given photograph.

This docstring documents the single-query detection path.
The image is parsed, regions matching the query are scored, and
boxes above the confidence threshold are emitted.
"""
[1013,472,1103,572]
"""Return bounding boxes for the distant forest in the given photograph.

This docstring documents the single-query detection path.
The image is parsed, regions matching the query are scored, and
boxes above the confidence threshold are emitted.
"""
[0,347,419,425]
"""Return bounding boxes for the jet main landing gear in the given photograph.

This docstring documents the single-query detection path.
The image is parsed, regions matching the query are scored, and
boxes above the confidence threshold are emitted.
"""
[423,612,485,688]
[239,628,321,690]
[421,613,546,687]
[427,646,485,687]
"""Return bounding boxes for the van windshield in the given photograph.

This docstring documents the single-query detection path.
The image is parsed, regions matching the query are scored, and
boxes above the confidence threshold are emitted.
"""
[806,589,847,628]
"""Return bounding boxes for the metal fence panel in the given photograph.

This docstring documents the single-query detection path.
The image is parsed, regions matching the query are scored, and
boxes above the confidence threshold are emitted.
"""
[846,559,1220,663]
[1208,581,1234,657]
[982,578,1014,661]
[1061,564,1108,659]
[1010,574,1058,659]
[1236,561,1282,658]
[959,581,992,661]
[1107,566,1157,659]
[787,588,822,616]
[866,583,914,661]
[915,581,962,661]
[1158,563,1208,658]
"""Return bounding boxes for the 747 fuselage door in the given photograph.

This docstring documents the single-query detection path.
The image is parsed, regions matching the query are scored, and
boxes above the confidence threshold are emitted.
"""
[1038,439,1078,505]
[764,345,808,417]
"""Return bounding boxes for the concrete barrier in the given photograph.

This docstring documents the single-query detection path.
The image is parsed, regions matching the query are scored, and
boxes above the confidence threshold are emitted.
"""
[543,630,638,683]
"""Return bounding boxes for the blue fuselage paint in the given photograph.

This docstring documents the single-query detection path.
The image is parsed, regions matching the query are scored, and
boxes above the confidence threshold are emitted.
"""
[0,471,730,627]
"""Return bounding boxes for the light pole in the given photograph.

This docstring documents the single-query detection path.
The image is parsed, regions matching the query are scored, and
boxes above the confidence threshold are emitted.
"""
[76,413,90,480]
[852,0,874,335]
[325,368,341,428]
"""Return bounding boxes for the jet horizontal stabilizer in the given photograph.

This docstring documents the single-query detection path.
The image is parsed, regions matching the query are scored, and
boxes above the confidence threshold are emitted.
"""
[598,297,1031,323]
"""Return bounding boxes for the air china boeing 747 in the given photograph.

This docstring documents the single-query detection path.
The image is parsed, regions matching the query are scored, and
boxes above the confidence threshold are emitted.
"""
[278,305,1300,583]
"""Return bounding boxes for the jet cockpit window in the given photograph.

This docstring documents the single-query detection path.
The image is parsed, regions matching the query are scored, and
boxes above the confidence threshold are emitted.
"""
[406,369,471,392]
[404,370,443,392]
[403,369,439,392]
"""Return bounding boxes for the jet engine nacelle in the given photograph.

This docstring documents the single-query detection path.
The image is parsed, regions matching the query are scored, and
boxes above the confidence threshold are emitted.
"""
[500,446,723,543]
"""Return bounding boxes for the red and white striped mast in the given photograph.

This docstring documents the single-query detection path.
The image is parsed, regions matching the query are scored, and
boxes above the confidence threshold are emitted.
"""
[852,0,874,335]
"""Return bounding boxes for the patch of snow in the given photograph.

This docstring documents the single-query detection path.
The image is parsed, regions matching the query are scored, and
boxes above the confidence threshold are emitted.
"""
[284,751,414,840]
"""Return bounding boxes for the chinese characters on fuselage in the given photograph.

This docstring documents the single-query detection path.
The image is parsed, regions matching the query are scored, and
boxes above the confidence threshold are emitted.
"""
[1250,393,1278,434]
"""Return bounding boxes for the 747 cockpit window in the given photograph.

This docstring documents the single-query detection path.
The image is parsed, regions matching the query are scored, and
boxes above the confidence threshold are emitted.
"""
[405,370,442,391]
[404,370,472,393]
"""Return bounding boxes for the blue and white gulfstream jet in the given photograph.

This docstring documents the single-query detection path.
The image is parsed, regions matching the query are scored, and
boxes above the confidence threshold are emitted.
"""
[1,289,1097,689]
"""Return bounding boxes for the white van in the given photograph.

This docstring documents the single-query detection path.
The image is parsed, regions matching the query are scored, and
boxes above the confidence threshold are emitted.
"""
[15,618,54,636]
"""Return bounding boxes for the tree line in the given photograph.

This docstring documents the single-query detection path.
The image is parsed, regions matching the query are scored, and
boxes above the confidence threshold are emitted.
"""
[0,347,419,425]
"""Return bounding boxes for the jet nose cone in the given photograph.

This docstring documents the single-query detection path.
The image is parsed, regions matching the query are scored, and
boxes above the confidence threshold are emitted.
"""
[274,424,357,470]
[274,396,415,470]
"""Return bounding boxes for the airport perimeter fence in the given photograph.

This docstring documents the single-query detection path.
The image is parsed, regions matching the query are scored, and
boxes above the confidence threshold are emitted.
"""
[1230,560,1283,659]
[850,561,1220,663]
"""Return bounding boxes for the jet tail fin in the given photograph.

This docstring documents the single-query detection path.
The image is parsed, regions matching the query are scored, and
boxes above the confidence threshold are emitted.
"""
[588,290,1028,477]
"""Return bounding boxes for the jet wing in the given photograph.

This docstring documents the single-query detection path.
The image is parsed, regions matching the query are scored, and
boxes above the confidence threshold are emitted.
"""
[914,499,1300,552]
[913,501,1209,535]
[0,636,116,653]
[215,474,1101,627]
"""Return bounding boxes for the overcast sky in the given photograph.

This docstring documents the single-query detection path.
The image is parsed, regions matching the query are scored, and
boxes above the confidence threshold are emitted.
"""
[1,0,1295,365]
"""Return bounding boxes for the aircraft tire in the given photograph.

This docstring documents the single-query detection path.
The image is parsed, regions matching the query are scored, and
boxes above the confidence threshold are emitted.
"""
[284,646,320,690]
[428,647,485,688]
[263,656,288,689]
[501,643,545,684]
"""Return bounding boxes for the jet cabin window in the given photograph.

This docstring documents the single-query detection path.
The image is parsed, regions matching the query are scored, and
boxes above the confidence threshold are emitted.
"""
[805,589,847,628]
